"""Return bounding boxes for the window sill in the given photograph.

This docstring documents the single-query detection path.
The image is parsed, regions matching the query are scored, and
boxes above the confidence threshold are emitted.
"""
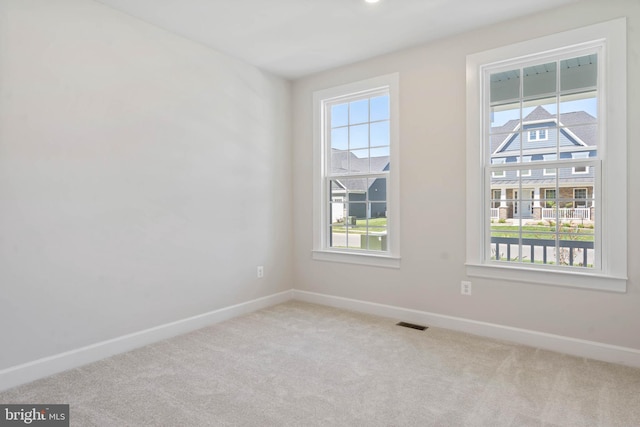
[312,250,401,269]
[465,263,627,293]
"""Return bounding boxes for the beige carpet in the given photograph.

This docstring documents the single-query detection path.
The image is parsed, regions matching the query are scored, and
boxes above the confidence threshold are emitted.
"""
[1,301,639,426]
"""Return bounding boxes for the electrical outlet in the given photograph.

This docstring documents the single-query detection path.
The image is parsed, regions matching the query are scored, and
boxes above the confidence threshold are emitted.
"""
[257,266,264,278]
[461,281,472,295]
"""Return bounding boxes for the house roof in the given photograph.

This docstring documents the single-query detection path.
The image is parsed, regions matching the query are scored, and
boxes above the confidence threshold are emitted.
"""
[491,106,597,154]
[331,150,389,193]
[331,150,389,175]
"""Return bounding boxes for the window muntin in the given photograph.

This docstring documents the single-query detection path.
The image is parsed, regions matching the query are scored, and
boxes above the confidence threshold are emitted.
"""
[492,158,506,177]
[325,90,390,253]
[466,19,627,291]
[486,50,600,271]
[572,152,590,174]
[313,73,399,266]
[488,168,596,268]
[528,129,548,141]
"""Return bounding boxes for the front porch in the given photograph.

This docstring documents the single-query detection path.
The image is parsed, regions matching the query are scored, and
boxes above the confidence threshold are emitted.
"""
[490,186,594,223]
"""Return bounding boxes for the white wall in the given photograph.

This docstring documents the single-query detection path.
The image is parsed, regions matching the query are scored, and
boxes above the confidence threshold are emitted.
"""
[0,0,292,369]
[292,0,640,350]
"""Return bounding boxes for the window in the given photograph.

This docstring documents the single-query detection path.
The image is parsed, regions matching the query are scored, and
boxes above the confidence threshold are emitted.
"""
[574,188,589,208]
[492,158,506,177]
[543,154,557,176]
[572,152,590,174]
[528,129,548,141]
[466,19,627,291]
[313,74,400,267]
[517,156,532,177]
[544,189,556,208]
[491,189,502,209]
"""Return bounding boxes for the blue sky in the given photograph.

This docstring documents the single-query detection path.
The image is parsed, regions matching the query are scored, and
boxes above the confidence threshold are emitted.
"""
[330,95,390,158]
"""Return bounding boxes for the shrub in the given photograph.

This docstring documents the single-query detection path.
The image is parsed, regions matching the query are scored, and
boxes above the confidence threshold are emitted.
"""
[498,218,506,223]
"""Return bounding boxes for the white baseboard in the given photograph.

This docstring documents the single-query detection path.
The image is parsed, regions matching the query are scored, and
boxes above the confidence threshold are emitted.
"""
[292,289,640,368]
[4,288,638,393]
[0,290,293,392]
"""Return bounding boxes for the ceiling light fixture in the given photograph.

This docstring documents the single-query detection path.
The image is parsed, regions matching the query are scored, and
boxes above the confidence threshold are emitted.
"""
[365,0,380,3]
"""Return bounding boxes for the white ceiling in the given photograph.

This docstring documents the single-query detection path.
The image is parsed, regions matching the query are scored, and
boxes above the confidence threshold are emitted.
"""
[95,0,580,79]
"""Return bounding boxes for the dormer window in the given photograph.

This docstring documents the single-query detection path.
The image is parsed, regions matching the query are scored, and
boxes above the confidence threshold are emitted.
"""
[528,129,547,141]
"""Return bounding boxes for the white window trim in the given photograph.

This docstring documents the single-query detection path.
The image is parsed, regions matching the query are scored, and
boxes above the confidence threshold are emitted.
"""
[573,188,589,208]
[312,73,400,268]
[528,129,548,141]
[517,156,532,177]
[572,152,591,174]
[572,165,590,174]
[492,157,506,177]
[465,19,627,292]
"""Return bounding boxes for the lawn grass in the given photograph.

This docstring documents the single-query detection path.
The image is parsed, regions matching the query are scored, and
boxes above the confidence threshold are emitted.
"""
[332,217,387,235]
[491,225,594,241]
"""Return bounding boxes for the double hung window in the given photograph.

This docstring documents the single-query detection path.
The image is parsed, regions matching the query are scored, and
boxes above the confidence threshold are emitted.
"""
[466,19,627,291]
[313,74,400,267]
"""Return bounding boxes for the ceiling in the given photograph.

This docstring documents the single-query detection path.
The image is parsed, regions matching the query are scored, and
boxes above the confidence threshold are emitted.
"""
[95,0,580,79]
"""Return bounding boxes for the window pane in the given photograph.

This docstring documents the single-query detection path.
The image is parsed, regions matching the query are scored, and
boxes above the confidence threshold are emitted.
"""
[331,127,348,150]
[370,95,390,121]
[328,225,347,249]
[370,202,387,219]
[490,231,520,262]
[331,103,348,128]
[329,180,346,225]
[561,54,597,92]
[370,121,389,147]
[560,91,597,119]
[342,178,368,198]
[558,225,595,268]
[330,151,348,174]
[363,229,387,251]
[370,147,390,172]
[490,102,520,135]
[349,124,369,150]
[349,99,369,124]
[490,69,520,104]
[561,124,598,156]
[523,62,557,98]
[522,96,557,121]
[347,202,366,220]
[368,178,386,202]
[348,150,369,173]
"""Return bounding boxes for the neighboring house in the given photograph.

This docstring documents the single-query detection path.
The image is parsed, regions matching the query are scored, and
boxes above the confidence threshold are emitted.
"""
[490,106,596,222]
[330,150,389,221]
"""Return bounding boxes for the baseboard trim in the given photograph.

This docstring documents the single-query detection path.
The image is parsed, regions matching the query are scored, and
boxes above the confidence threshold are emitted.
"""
[0,290,293,392]
[292,290,640,368]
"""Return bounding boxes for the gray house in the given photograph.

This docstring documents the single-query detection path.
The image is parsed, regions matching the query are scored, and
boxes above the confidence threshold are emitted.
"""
[490,106,596,222]
[330,150,388,221]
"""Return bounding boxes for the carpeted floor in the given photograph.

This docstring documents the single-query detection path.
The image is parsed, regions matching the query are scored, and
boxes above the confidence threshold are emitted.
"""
[1,301,639,426]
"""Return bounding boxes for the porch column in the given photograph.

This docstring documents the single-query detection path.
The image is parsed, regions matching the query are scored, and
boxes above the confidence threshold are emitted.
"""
[499,188,508,220]
[532,187,542,220]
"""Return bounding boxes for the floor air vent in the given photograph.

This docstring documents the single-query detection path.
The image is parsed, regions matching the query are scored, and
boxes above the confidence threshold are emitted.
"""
[396,322,428,331]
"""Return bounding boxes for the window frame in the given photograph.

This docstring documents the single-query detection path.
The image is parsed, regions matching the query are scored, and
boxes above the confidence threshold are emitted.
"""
[528,129,548,141]
[312,73,400,268]
[573,188,589,208]
[572,152,591,174]
[465,19,627,292]
[492,157,506,177]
